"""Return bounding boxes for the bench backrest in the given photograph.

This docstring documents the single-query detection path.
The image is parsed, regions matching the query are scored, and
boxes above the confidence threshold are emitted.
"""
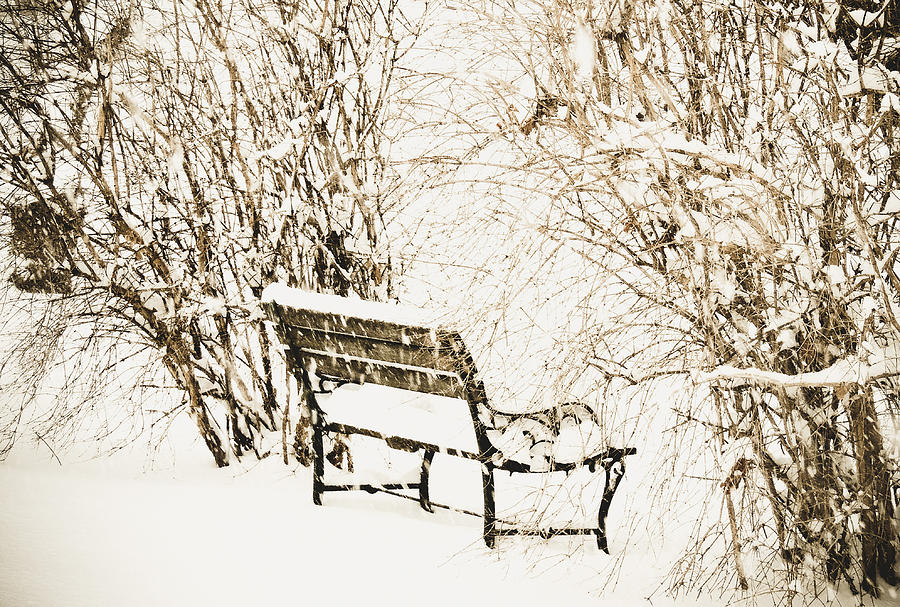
[263,288,635,475]
[264,292,497,456]
[265,300,467,400]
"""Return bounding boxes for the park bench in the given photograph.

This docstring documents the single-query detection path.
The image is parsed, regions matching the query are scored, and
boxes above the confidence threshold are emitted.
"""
[262,284,636,552]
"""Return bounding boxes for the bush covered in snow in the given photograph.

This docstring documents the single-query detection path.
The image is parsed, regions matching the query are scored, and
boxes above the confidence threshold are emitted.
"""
[390,0,900,599]
[0,0,417,465]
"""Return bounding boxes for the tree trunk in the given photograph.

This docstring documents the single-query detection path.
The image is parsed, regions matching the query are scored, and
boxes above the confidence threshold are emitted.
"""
[184,365,229,468]
[163,348,230,468]
[846,388,896,594]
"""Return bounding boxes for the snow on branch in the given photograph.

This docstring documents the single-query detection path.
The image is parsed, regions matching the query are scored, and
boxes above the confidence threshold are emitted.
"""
[697,356,900,389]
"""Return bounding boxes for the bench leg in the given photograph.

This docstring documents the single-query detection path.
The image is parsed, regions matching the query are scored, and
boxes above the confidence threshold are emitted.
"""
[482,464,496,548]
[419,450,436,513]
[311,408,325,506]
[597,459,626,553]
[296,366,326,506]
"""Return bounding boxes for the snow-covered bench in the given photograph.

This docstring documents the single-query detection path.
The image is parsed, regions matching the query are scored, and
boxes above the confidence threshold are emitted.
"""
[262,284,636,552]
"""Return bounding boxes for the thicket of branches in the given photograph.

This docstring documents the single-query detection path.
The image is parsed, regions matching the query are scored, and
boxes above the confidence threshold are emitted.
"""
[397,0,900,600]
[7,0,900,599]
[0,0,414,465]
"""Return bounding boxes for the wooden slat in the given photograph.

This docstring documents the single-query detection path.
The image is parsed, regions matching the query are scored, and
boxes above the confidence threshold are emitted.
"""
[496,528,601,538]
[301,350,465,399]
[322,483,422,492]
[267,302,443,348]
[326,422,482,461]
[283,325,459,374]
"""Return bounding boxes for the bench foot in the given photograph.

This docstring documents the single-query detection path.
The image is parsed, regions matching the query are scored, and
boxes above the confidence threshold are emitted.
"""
[419,450,435,513]
[483,465,496,548]
[596,530,609,554]
[309,401,325,506]
[596,457,626,553]
[311,418,324,506]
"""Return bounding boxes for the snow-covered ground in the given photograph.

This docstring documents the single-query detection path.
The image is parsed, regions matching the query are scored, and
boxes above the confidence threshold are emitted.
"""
[0,448,622,605]
[0,379,682,607]
[2,384,893,607]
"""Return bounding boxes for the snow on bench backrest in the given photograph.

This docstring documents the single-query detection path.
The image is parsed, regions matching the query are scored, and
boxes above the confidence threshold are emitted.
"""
[262,283,437,329]
[261,283,466,398]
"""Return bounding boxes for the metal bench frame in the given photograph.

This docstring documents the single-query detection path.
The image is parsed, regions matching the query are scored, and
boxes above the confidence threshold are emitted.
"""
[264,298,636,551]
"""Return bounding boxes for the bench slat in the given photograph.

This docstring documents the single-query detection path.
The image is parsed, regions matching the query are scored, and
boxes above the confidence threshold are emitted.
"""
[300,349,465,399]
[283,325,459,374]
[326,422,482,461]
[496,528,603,538]
[269,303,441,348]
